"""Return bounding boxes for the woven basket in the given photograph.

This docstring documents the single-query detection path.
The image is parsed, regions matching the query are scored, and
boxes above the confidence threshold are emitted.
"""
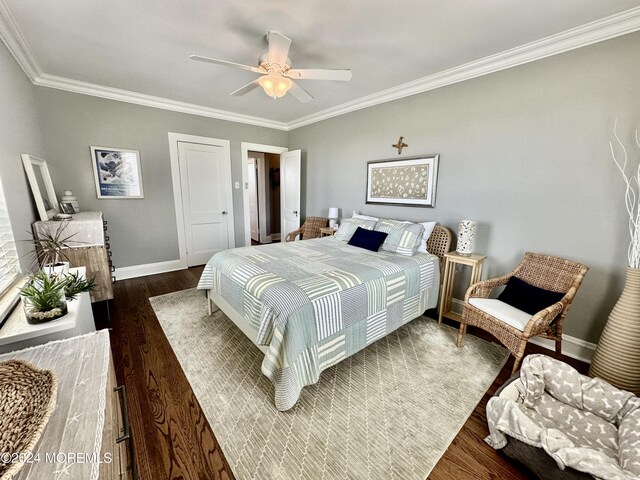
[0,360,58,480]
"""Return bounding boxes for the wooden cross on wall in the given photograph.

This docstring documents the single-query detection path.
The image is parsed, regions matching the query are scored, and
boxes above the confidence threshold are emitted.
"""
[392,136,408,154]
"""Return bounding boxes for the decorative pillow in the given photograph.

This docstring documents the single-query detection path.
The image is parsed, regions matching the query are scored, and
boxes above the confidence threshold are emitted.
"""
[374,218,425,256]
[334,218,377,242]
[497,276,565,315]
[416,222,437,253]
[352,211,380,221]
[347,227,388,252]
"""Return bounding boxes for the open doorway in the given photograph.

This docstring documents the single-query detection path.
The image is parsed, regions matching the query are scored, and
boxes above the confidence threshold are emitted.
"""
[248,151,281,245]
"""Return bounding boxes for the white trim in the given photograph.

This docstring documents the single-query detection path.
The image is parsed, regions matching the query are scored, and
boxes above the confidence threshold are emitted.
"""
[168,134,189,270]
[528,335,596,364]
[167,132,235,268]
[0,0,40,80]
[115,259,184,280]
[288,7,640,130]
[34,73,288,131]
[450,298,596,364]
[1,4,639,130]
[241,142,288,246]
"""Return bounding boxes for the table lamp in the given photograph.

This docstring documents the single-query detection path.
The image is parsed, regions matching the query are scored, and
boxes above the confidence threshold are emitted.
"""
[328,207,339,229]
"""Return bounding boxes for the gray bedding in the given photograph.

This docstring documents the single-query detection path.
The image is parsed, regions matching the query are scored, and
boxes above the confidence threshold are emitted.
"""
[197,237,440,410]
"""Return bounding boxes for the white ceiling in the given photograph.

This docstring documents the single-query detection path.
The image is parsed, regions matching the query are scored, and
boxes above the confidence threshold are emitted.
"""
[2,1,640,127]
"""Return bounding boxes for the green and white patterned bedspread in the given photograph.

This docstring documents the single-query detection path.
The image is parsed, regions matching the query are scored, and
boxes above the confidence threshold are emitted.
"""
[197,236,440,411]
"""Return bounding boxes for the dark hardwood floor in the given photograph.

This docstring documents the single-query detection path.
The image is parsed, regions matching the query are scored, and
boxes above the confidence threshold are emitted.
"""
[94,267,588,480]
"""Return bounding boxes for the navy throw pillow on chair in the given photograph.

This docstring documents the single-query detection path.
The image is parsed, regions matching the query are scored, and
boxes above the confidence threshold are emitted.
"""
[348,227,388,252]
[497,276,565,315]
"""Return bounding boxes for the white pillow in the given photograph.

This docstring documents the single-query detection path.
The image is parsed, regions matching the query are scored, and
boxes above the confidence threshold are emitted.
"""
[352,211,380,222]
[374,218,425,256]
[417,222,437,253]
[399,220,437,253]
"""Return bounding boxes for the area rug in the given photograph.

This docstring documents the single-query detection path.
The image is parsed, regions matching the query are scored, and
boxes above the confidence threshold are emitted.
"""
[150,288,508,480]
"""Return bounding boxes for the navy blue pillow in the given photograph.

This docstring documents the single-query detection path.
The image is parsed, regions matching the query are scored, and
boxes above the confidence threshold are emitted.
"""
[497,276,564,315]
[348,227,388,252]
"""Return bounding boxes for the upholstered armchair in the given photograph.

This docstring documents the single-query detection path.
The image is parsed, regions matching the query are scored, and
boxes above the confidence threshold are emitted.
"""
[285,216,328,242]
[456,252,588,374]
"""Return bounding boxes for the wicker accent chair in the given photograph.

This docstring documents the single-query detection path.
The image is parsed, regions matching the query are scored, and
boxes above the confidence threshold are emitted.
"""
[456,252,588,374]
[285,216,328,242]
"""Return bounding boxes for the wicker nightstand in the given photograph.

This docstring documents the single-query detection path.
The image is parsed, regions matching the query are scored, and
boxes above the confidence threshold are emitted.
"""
[438,251,486,324]
[319,227,336,237]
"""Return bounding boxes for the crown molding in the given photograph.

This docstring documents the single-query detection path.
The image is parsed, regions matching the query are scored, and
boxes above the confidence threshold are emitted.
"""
[1,2,639,132]
[33,74,289,131]
[0,0,40,80]
[287,6,640,130]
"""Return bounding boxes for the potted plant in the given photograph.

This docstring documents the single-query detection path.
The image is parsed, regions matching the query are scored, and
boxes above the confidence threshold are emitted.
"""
[63,271,97,300]
[19,271,69,324]
[25,222,77,275]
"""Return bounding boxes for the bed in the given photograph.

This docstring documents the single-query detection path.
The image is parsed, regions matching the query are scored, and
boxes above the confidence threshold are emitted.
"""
[197,225,452,410]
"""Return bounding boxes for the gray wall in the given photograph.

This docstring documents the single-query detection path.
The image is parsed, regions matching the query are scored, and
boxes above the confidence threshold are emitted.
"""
[289,32,640,344]
[0,42,44,268]
[34,88,287,268]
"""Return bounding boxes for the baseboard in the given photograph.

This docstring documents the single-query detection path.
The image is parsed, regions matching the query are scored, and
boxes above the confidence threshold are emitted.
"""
[115,259,186,280]
[450,298,596,364]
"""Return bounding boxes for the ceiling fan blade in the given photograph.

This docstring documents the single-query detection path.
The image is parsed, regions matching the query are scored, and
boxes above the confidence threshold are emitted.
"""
[288,81,313,103]
[190,55,263,74]
[266,31,291,67]
[286,68,352,81]
[229,79,261,96]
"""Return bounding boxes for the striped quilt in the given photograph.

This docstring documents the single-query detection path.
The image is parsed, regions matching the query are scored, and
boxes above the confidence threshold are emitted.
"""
[197,236,440,411]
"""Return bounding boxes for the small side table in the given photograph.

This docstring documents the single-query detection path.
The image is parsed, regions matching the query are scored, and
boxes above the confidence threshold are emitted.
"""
[438,251,486,324]
[319,227,336,237]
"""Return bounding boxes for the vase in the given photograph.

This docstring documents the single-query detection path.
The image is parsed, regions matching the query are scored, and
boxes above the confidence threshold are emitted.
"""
[61,190,80,213]
[589,267,640,394]
[456,220,476,256]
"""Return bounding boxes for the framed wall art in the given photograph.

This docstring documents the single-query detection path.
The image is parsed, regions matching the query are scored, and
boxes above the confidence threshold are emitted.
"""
[91,146,144,199]
[366,154,439,207]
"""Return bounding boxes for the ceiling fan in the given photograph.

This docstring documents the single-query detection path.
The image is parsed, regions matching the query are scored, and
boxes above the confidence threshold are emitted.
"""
[190,31,352,103]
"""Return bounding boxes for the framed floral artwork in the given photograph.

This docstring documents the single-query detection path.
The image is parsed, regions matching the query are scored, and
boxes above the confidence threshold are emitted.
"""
[366,155,439,207]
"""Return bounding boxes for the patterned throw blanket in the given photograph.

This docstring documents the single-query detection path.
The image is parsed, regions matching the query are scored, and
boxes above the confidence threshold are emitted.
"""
[486,354,640,480]
[197,237,440,410]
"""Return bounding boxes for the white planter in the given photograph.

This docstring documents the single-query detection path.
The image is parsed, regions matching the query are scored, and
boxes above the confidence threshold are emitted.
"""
[43,262,70,276]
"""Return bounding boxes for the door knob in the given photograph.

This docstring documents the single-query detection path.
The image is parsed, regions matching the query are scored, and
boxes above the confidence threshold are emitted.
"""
[293,210,298,216]
[222,211,228,215]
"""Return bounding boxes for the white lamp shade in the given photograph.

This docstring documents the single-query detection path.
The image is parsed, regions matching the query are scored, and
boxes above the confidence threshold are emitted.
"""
[328,207,339,219]
[456,220,476,256]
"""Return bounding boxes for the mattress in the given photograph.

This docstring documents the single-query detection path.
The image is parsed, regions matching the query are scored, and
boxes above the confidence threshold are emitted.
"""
[198,236,440,410]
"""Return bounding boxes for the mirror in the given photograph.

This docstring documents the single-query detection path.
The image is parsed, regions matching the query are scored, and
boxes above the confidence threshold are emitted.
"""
[21,154,59,221]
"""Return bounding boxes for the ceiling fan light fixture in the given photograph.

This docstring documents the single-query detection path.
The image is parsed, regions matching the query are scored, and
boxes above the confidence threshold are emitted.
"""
[258,74,292,99]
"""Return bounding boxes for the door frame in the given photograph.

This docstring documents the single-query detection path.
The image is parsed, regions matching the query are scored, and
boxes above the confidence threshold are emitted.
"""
[169,132,234,268]
[241,142,288,246]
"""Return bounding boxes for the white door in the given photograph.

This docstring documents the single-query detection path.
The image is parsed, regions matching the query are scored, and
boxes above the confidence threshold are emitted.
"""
[248,157,259,242]
[178,141,231,266]
[281,150,301,240]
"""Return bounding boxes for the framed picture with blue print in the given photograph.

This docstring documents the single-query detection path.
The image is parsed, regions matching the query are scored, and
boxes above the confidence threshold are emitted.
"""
[91,146,144,199]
